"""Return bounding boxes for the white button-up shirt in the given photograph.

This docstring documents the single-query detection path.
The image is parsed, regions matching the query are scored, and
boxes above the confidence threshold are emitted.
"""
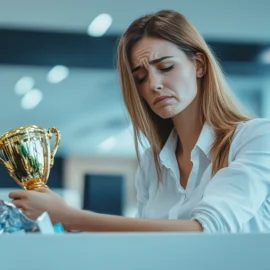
[135,118,270,233]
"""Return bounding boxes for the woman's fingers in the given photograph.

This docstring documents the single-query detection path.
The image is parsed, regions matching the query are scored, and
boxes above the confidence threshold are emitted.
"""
[9,190,28,200]
[34,187,50,193]
[8,188,70,223]
[11,199,25,210]
[9,191,32,212]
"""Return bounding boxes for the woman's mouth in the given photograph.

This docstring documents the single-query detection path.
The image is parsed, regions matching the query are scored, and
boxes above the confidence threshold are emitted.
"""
[153,96,174,106]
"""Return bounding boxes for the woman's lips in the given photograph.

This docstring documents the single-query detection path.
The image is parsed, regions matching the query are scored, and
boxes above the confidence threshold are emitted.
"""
[153,96,174,106]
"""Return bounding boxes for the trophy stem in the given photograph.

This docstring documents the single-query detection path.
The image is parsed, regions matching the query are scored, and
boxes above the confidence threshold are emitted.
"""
[23,178,48,190]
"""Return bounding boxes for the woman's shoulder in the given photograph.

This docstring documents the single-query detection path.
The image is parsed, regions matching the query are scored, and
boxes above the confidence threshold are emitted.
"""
[235,118,270,137]
[231,118,270,148]
[138,147,155,167]
[135,148,155,190]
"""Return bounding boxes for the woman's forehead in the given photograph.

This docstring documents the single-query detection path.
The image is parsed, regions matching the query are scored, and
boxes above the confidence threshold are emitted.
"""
[130,38,180,66]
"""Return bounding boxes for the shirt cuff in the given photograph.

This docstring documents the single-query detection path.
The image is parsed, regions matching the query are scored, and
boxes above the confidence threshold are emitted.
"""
[190,209,227,233]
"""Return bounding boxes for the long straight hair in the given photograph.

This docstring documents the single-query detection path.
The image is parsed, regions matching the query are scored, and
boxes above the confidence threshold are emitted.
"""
[117,10,251,179]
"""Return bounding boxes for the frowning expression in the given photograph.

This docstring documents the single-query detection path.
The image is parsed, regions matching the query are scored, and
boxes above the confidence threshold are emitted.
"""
[131,36,199,119]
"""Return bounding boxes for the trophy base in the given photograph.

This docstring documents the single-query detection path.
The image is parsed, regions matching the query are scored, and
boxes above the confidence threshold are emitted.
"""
[23,178,48,190]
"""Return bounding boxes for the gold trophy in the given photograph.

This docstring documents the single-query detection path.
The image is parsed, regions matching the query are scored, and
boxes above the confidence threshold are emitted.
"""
[0,125,60,190]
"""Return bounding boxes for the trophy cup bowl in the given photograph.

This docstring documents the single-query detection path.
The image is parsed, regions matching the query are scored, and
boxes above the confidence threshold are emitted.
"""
[0,125,60,190]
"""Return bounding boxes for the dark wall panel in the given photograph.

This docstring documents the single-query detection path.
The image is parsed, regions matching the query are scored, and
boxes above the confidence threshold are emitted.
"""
[83,173,124,216]
[1,28,270,75]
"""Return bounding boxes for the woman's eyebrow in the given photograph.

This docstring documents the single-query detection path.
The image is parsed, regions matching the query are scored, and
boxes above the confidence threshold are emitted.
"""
[132,56,173,73]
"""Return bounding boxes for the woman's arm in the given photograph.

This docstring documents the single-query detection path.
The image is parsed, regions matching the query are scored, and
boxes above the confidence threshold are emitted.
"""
[9,188,202,232]
[191,119,270,232]
[65,207,203,232]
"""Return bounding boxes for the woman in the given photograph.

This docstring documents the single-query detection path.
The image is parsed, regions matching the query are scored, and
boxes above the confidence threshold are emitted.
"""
[9,10,270,233]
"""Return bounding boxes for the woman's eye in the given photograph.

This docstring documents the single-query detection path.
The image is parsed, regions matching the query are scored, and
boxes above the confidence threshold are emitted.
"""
[136,76,147,84]
[135,65,174,85]
[160,65,174,72]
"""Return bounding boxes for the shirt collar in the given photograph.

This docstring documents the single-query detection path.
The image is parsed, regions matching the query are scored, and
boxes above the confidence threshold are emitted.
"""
[196,122,215,160]
[159,122,215,165]
[159,128,178,164]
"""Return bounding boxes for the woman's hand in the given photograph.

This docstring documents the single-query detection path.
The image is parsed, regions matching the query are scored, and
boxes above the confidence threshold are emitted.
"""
[9,188,72,224]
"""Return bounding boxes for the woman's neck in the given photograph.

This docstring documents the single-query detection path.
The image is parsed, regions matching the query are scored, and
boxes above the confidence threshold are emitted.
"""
[172,96,202,158]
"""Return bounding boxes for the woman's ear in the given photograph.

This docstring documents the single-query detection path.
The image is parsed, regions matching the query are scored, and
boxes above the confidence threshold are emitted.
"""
[195,52,207,78]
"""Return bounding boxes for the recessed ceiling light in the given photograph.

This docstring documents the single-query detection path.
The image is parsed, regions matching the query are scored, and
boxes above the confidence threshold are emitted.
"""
[87,13,112,37]
[21,89,43,110]
[259,48,270,64]
[47,65,69,84]
[98,136,116,151]
[14,76,35,95]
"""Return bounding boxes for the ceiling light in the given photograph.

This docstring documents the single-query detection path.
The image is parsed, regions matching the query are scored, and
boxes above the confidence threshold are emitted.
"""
[259,48,270,64]
[14,76,35,95]
[98,136,116,151]
[21,89,43,110]
[47,65,69,84]
[87,13,112,37]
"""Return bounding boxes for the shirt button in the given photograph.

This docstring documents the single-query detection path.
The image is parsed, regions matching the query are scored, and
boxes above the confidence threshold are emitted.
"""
[180,195,186,204]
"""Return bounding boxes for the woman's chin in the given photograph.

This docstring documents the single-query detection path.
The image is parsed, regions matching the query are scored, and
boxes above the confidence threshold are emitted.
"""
[156,107,178,119]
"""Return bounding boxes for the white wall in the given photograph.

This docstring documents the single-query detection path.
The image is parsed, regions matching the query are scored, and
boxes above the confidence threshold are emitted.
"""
[63,156,138,217]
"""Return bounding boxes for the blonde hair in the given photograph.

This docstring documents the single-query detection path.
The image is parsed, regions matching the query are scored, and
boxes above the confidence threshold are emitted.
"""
[117,10,251,179]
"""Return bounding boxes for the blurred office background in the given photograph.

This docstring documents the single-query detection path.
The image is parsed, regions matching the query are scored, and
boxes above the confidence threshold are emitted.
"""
[0,0,270,218]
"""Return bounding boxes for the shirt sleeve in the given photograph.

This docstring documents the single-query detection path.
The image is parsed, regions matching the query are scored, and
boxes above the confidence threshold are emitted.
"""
[134,151,150,218]
[191,119,270,233]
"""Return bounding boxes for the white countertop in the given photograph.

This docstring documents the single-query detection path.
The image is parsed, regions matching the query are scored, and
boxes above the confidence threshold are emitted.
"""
[0,233,268,270]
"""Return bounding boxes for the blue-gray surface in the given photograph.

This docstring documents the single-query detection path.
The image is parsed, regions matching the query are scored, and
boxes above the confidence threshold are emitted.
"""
[0,233,268,270]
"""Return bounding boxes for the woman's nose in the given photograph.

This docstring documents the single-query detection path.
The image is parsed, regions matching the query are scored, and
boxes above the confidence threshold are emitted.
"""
[149,72,163,91]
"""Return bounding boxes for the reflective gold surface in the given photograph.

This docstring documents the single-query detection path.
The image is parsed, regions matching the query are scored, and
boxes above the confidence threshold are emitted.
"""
[0,125,60,190]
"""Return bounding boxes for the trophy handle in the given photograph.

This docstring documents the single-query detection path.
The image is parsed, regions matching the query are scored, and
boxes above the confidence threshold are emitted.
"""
[0,141,24,188]
[0,141,8,167]
[0,154,21,186]
[0,157,11,172]
[47,127,61,168]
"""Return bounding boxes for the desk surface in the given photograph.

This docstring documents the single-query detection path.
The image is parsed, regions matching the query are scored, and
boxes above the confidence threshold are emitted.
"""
[0,233,268,270]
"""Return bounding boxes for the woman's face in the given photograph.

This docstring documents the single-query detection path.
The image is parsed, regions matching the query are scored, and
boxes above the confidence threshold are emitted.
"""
[131,36,202,119]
